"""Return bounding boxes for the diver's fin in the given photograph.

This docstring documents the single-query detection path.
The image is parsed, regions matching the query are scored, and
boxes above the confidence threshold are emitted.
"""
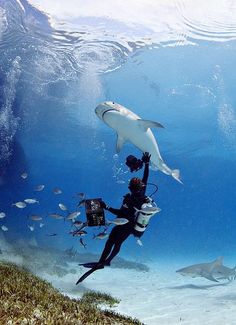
[137,119,164,131]
[116,134,126,153]
[79,262,99,268]
[76,264,104,284]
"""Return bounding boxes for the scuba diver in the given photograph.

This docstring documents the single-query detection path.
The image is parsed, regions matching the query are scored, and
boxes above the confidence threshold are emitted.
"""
[97,152,156,267]
[76,152,160,284]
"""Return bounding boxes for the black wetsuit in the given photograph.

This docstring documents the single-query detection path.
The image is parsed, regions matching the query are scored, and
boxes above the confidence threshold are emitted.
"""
[99,162,151,265]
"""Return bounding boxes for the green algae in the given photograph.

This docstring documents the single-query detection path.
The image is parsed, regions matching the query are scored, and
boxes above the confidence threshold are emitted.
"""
[0,262,143,324]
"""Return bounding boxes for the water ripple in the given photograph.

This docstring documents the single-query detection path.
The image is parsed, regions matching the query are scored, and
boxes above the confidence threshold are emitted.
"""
[71,40,129,74]
[176,0,236,43]
[2,0,236,83]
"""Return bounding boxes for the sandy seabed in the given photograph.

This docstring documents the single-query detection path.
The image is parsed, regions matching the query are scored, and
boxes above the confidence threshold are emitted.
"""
[1,234,235,325]
[52,261,236,325]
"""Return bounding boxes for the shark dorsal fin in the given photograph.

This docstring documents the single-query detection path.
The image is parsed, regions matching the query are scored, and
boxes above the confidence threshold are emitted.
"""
[210,256,224,272]
[137,119,164,131]
[214,256,224,266]
[116,133,126,153]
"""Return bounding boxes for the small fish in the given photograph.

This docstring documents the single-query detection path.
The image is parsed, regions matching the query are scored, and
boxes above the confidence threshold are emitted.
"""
[21,172,28,179]
[72,222,87,233]
[0,212,6,219]
[46,233,58,236]
[1,225,8,232]
[39,223,44,228]
[34,184,45,191]
[107,218,129,225]
[73,220,84,227]
[24,198,39,204]
[93,232,109,240]
[48,213,64,220]
[53,187,62,194]
[70,230,87,237]
[59,203,67,211]
[28,225,35,232]
[80,238,87,249]
[30,215,42,221]
[67,211,81,220]
[77,199,86,208]
[12,201,27,208]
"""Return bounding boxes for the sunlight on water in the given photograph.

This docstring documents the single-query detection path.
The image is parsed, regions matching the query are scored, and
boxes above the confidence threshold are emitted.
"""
[30,0,236,45]
[218,103,236,143]
[0,7,7,41]
[214,66,236,146]
[77,65,103,126]
[0,56,21,162]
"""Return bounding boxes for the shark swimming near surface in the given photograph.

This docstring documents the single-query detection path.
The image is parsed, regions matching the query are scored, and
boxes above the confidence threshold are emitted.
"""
[176,257,236,282]
[95,101,182,183]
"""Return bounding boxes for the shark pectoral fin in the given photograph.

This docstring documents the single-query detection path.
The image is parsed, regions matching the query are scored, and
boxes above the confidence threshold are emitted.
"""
[137,119,164,131]
[202,272,219,282]
[116,134,126,153]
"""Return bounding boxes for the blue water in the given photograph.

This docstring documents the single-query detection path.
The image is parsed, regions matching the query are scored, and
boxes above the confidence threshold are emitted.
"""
[0,0,236,266]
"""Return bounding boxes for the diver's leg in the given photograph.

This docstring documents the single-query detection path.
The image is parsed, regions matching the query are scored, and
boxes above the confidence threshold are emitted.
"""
[105,230,131,265]
[105,243,122,265]
[98,239,114,263]
[98,227,117,263]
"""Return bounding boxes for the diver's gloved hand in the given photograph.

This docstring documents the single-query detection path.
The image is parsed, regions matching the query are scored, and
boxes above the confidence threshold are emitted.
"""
[142,152,151,164]
[100,200,108,210]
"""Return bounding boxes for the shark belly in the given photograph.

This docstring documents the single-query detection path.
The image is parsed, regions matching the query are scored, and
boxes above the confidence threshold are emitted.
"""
[104,112,173,174]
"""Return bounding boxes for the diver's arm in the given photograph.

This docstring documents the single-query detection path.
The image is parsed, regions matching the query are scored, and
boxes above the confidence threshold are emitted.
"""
[102,196,130,217]
[142,161,149,185]
[100,201,124,217]
[142,152,151,185]
[106,206,124,217]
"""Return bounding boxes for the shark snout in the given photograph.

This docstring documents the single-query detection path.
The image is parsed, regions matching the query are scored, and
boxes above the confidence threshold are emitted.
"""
[176,269,185,275]
[95,104,106,120]
[95,101,119,120]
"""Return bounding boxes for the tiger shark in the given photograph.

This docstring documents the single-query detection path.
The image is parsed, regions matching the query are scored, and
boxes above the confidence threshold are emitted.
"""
[176,257,236,282]
[95,101,182,183]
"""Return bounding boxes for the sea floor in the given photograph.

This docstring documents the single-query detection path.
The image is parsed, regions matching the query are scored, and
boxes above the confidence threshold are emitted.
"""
[1,234,236,325]
[45,261,236,325]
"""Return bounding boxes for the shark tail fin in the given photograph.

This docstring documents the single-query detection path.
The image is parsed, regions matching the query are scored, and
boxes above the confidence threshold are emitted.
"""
[171,169,183,184]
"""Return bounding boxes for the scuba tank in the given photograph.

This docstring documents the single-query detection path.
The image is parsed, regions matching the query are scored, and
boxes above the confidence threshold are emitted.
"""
[133,199,161,236]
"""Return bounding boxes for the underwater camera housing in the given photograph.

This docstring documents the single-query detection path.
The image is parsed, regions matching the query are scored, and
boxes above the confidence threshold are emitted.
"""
[126,155,143,172]
[85,198,105,226]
